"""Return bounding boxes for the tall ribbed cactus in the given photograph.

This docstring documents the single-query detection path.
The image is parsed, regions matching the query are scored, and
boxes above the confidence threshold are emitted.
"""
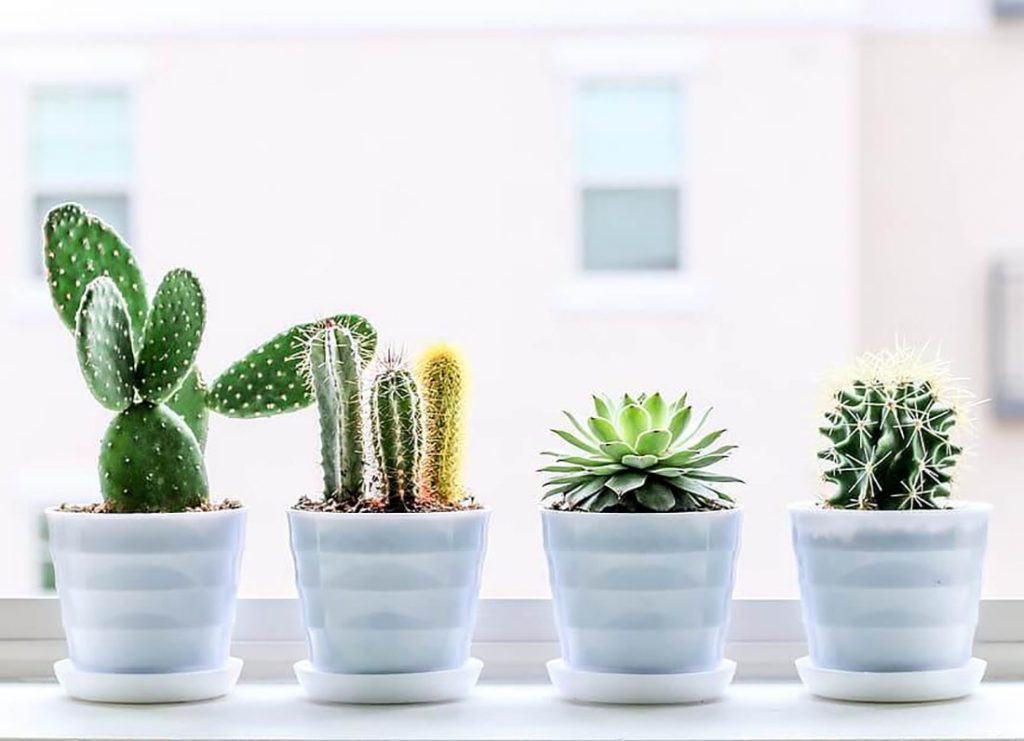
[370,355,423,512]
[417,345,466,504]
[309,322,367,503]
[819,349,965,510]
[44,204,209,512]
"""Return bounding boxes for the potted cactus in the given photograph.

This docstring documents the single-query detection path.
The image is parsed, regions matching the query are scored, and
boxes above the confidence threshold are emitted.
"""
[41,205,245,703]
[791,348,990,702]
[208,327,488,703]
[540,393,743,704]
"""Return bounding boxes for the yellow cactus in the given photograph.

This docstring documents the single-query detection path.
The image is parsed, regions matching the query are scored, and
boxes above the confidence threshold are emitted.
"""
[416,344,467,504]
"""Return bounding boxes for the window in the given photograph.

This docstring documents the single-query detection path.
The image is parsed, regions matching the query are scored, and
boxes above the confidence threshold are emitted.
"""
[575,82,684,272]
[28,87,133,277]
[990,259,1024,417]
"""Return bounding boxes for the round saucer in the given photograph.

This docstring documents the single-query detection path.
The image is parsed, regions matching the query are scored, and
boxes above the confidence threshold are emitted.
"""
[795,656,987,703]
[294,657,483,704]
[54,657,243,704]
[546,659,736,704]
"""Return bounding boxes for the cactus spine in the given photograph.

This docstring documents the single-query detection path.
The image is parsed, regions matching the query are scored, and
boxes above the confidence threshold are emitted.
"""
[370,356,423,512]
[819,348,965,510]
[44,204,210,512]
[417,345,466,504]
[310,322,366,502]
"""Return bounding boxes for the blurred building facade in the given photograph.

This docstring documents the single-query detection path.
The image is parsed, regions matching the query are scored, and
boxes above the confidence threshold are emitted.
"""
[0,0,1021,596]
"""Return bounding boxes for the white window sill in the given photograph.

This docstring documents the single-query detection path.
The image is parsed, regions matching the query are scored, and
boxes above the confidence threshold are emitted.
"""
[1,680,1022,740]
[554,273,707,313]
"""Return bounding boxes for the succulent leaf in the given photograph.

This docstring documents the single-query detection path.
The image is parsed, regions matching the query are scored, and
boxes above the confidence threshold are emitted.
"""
[74,277,136,411]
[208,314,375,418]
[542,392,739,512]
[44,203,147,348]
[135,269,205,403]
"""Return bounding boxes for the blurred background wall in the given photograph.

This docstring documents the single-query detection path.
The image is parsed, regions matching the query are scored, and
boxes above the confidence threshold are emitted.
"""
[0,0,1020,597]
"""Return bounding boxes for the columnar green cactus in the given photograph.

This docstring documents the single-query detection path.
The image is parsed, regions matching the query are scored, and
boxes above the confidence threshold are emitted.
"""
[369,355,423,512]
[819,349,965,510]
[44,204,210,512]
[417,344,466,504]
[309,322,367,503]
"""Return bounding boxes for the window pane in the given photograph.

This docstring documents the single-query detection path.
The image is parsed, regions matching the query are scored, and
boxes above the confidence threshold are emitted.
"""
[31,193,130,275]
[576,83,682,180]
[582,188,680,271]
[30,88,132,186]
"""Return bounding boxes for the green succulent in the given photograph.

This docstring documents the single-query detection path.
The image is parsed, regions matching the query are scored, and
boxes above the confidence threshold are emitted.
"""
[541,393,741,512]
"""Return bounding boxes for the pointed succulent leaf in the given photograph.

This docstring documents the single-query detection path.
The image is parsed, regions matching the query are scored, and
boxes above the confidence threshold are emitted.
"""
[642,393,668,428]
[606,470,647,496]
[592,394,614,421]
[550,428,602,456]
[634,429,672,456]
[668,405,692,442]
[599,441,634,459]
[618,404,650,447]
[580,489,619,512]
[621,454,659,469]
[44,203,148,347]
[637,481,675,511]
[167,368,209,450]
[587,416,619,443]
[135,269,205,403]
[207,314,375,418]
[74,277,136,411]
[567,477,609,507]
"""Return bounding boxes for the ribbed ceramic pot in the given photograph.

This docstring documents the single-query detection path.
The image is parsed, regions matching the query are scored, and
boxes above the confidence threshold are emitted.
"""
[288,508,490,674]
[46,507,246,674]
[542,508,742,674]
[790,502,991,672]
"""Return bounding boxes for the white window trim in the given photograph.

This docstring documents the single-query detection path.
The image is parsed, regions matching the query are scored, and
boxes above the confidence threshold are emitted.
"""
[553,41,708,314]
[2,49,145,321]
[2,598,1024,681]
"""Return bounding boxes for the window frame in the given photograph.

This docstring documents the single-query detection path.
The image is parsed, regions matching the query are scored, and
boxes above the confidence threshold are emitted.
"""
[553,41,708,313]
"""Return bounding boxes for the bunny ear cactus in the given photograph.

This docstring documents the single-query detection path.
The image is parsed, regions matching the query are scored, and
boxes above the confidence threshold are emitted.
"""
[370,353,423,512]
[541,393,741,512]
[819,348,966,510]
[417,344,467,505]
[44,204,210,512]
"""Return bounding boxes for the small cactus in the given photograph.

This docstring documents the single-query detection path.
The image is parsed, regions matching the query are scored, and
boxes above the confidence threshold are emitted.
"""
[369,354,423,512]
[417,344,466,504]
[44,204,210,512]
[819,348,967,510]
[309,322,367,503]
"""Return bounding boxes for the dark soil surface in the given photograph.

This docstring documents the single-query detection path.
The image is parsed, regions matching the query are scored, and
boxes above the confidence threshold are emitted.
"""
[56,499,243,514]
[293,494,481,514]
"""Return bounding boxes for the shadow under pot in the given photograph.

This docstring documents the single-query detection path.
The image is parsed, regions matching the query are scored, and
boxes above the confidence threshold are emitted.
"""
[542,507,742,674]
[789,502,991,672]
[288,509,490,675]
[46,507,247,673]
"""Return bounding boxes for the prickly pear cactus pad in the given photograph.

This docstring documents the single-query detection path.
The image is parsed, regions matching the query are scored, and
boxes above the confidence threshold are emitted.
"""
[168,369,210,450]
[44,204,147,348]
[100,402,208,512]
[819,348,970,510]
[208,314,375,418]
[541,393,742,512]
[135,269,206,403]
[74,277,136,411]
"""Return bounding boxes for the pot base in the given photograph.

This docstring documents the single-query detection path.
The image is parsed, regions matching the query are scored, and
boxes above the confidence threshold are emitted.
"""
[795,656,986,703]
[546,658,736,705]
[54,657,243,704]
[294,658,483,704]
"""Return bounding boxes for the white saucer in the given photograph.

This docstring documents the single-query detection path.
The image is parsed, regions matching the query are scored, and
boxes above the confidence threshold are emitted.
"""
[795,656,986,703]
[546,659,736,705]
[294,658,483,704]
[54,657,243,704]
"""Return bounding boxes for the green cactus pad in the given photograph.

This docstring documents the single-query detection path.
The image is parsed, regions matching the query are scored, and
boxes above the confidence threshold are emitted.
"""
[74,277,136,411]
[99,402,208,512]
[135,269,206,403]
[208,314,376,418]
[168,368,209,450]
[44,203,147,347]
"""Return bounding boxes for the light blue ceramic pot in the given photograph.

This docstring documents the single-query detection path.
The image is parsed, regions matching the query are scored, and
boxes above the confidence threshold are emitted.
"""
[542,508,742,674]
[46,507,246,674]
[790,502,991,672]
[289,509,490,674]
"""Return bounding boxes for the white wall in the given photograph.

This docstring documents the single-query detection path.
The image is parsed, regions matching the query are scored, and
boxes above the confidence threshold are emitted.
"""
[0,30,859,596]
